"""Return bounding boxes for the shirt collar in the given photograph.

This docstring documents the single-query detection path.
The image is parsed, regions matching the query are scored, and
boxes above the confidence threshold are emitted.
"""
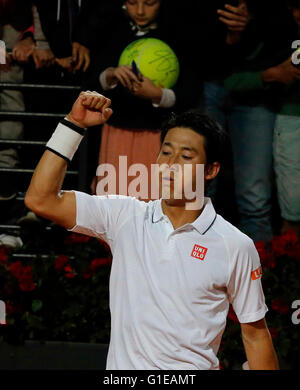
[152,198,217,235]
[129,21,158,36]
[152,199,165,223]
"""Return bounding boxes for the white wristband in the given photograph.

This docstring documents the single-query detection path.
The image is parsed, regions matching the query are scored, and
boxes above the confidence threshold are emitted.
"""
[100,68,118,90]
[152,88,176,108]
[46,118,86,162]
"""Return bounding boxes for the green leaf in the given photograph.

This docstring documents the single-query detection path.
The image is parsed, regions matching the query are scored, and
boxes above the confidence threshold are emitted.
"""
[32,299,43,313]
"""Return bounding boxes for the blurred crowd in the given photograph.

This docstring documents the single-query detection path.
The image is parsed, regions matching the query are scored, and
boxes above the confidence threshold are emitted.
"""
[0,0,300,249]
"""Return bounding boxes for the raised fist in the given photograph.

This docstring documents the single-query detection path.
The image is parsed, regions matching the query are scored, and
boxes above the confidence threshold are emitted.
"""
[67,91,113,128]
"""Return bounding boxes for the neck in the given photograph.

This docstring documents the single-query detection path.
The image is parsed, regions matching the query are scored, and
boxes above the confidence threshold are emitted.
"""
[161,199,204,230]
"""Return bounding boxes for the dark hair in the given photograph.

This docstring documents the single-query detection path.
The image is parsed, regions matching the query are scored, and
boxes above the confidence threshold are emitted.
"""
[160,110,229,165]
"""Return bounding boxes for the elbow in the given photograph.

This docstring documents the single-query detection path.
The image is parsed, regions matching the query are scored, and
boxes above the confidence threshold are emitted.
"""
[24,193,47,216]
[24,193,37,212]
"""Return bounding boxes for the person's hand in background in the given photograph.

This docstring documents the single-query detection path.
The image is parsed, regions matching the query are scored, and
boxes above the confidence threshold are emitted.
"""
[55,57,74,72]
[12,36,36,63]
[72,42,90,72]
[263,57,300,85]
[218,1,251,45]
[131,76,163,105]
[32,48,55,69]
[0,50,12,72]
[106,65,142,90]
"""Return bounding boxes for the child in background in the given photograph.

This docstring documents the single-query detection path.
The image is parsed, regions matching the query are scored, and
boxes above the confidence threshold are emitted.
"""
[85,0,199,199]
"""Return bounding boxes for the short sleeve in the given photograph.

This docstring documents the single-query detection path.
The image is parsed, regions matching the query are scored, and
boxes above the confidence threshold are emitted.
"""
[68,191,143,246]
[227,237,268,323]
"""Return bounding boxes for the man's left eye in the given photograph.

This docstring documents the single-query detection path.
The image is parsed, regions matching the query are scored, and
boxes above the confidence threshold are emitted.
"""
[182,155,192,160]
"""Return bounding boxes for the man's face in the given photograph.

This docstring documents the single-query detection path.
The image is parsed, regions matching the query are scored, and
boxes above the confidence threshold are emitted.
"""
[291,7,300,27]
[125,0,161,27]
[156,127,208,206]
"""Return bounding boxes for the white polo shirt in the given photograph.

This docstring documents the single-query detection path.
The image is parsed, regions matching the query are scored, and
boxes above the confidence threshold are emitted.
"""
[70,191,268,370]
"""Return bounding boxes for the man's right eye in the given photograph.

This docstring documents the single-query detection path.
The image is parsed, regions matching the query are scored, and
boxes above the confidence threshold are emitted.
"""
[162,151,170,155]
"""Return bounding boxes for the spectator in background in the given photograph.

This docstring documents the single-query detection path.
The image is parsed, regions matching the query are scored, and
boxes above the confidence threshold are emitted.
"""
[0,0,33,249]
[200,0,297,243]
[33,0,92,74]
[273,0,300,237]
[85,0,200,199]
[31,4,55,70]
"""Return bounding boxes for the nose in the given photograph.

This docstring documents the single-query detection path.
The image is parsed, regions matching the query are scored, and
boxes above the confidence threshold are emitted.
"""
[137,3,145,15]
[167,157,184,176]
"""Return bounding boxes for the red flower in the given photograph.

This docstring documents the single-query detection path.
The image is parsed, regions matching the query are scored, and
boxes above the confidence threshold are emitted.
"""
[5,303,14,315]
[271,230,299,258]
[64,233,90,245]
[55,255,69,272]
[254,241,275,269]
[82,270,93,279]
[16,265,36,292]
[227,305,239,324]
[98,238,111,253]
[269,327,278,339]
[20,265,33,279]
[254,241,265,252]
[0,247,8,265]
[64,265,76,279]
[9,261,23,278]
[19,279,35,292]
[280,229,299,247]
[89,257,111,272]
[271,298,289,315]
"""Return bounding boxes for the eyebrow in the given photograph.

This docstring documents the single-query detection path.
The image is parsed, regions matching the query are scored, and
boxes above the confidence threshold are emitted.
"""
[163,141,198,153]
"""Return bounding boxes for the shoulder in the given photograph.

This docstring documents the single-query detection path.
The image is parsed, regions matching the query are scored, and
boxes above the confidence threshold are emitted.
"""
[212,214,256,255]
[87,193,157,219]
[212,216,261,285]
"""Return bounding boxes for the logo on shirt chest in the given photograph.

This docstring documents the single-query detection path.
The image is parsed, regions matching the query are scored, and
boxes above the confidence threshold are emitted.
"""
[190,244,208,261]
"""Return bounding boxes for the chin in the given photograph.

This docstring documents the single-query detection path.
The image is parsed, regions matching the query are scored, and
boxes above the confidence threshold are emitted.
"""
[162,197,187,207]
[135,20,150,26]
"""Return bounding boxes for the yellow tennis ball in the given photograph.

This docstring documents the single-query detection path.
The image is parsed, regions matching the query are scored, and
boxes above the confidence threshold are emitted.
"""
[119,38,180,89]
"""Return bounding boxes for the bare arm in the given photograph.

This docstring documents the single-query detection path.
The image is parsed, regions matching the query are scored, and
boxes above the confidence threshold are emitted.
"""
[241,318,279,370]
[25,91,112,229]
[262,57,300,85]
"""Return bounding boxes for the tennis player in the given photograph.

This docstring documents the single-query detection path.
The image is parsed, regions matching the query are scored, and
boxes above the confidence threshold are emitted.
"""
[25,91,279,370]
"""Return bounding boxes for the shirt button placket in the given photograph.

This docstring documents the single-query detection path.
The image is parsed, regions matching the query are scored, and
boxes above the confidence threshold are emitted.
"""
[160,218,175,263]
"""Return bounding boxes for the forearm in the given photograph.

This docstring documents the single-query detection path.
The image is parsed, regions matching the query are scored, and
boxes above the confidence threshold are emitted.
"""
[32,4,50,49]
[25,91,111,229]
[25,150,67,207]
[243,333,279,370]
[262,67,279,83]
[25,119,84,225]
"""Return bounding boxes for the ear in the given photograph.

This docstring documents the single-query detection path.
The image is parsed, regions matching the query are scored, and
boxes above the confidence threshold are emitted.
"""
[204,162,221,181]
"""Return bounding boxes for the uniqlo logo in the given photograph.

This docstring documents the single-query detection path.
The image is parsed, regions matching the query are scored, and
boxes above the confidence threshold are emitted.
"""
[191,245,208,261]
[251,266,263,280]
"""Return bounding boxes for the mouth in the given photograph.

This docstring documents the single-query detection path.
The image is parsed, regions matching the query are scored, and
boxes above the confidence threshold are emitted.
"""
[135,18,148,23]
